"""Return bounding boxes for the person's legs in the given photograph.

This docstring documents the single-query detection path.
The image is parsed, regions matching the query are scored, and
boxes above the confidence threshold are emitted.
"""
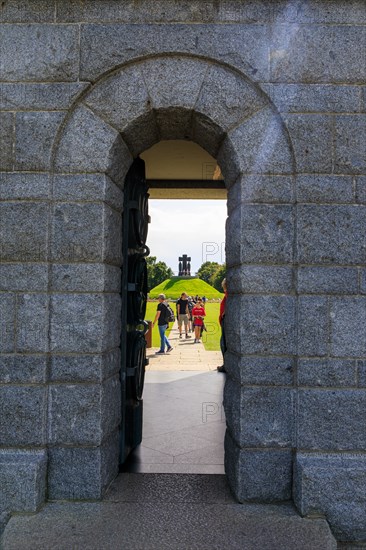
[218,317,227,372]
[178,315,183,337]
[158,324,166,352]
[194,325,201,342]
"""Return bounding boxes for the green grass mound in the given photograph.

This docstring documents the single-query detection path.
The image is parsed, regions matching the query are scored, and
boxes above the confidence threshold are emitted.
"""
[149,277,223,300]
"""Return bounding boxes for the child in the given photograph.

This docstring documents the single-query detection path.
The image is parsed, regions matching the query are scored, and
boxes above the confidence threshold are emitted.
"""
[191,298,206,343]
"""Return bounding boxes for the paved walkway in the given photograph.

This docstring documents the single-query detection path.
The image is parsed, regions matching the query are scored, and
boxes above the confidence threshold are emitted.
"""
[123,321,226,474]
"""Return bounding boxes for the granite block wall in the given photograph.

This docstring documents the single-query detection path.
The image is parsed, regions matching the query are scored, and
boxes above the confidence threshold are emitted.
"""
[0,0,365,541]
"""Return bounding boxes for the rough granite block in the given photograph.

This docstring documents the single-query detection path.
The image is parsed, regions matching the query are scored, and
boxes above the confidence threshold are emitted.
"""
[298,296,328,357]
[80,24,270,82]
[331,297,366,358]
[0,263,48,292]
[0,113,14,170]
[284,115,333,173]
[48,431,119,500]
[0,386,47,445]
[53,174,123,211]
[0,450,47,514]
[0,294,15,353]
[297,175,354,203]
[16,294,48,353]
[50,349,120,383]
[294,453,366,541]
[298,359,356,388]
[356,176,366,204]
[274,0,366,24]
[48,377,120,445]
[54,105,132,187]
[227,265,293,294]
[0,0,56,22]
[361,270,366,295]
[270,24,366,84]
[297,205,366,265]
[225,432,293,503]
[335,116,366,174]
[218,108,293,182]
[51,264,121,293]
[297,390,366,450]
[0,355,47,384]
[0,173,50,201]
[15,111,65,171]
[50,293,121,353]
[227,175,294,209]
[226,205,294,266]
[266,84,362,114]
[0,82,87,111]
[224,378,294,448]
[0,24,79,81]
[226,295,296,356]
[224,352,294,386]
[358,361,366,387]
[298,267,359,295]
[0,202,48,262]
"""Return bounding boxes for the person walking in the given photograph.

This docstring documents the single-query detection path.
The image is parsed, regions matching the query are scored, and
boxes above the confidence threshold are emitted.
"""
[176,292,191,339]
[192,297,206,344]
[152,294,173,354]
[217,278,227,373]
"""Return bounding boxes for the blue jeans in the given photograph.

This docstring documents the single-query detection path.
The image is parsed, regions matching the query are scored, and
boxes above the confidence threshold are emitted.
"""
[158,324,171,352]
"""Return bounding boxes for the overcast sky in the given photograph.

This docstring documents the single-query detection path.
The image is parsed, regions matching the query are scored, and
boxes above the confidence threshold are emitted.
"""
[146,200,227,275]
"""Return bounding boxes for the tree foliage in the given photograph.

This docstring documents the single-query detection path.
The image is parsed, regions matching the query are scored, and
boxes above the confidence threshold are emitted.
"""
[147,256,173,290]
[197,261,226,291]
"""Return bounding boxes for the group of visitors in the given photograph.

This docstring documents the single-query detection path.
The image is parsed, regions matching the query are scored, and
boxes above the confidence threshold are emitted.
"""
[152,279,228,373]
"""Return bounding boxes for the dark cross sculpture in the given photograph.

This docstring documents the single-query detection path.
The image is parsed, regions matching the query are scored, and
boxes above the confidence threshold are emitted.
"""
[179,254,191,276]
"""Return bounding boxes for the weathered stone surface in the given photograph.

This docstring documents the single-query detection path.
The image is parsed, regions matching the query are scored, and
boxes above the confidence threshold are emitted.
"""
[0,82,87,110]
[224,378,294,448]
[51,203,122,264]
[297,390,366,450]
[0,113,14,170]
[274,0,366,24]
[0,263,48,292]
[16,293,48,353]
[0,0,56,22]
[270,24,366,83]
[227,265,293,294]
[0,450,47,514]
[226,295,296,356]
[50,349,120,383]
[225,352,294,386]
[55,106,132,186]
[285,115,333,173]
[331,297,366,358]
[225,432,293,502]
[297,205,366,265]
[298,359,357,388]
[50,293,121,353]
[15,111,65,171]
[191,111,225,157]
[0,355,47,384]
[298,296,328,357]
[298,267,359,295]
[218,108,293,184]
[297,175,354,203]
[51,264,121,293]
[48,376,120,445]
[195,63,266,131]
[356,176,366,204]
[226,205,294,266]
[334,116,366,174]
[48,431,119,500]
[294,453,366,541]
[0,294,15,353]
[0,24,79,81]
[227,175,294,209]
[80,25,270,82]
[0,386,47,445]
[358,361,366,387]
[0,173,50,200]
[265,84,362,114]
[361,270,366,295]
[53,174,123,211]
[0,202,48,262]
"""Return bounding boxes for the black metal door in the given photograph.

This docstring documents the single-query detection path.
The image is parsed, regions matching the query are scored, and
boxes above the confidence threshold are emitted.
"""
[120,157,150,465]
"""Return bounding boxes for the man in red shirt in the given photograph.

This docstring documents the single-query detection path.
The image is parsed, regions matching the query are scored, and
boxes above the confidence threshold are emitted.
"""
[217,278,227,373]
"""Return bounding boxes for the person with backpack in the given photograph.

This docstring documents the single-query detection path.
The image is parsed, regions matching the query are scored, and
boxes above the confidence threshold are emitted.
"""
[152,293,174,354]
[176,292,191,339]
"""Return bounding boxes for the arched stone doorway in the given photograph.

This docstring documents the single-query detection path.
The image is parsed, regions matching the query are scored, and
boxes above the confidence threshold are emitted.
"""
[49,54,295,501]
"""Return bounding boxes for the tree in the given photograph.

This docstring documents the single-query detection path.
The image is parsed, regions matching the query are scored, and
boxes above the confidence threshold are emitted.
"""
[211,264,226,292]
[196,261,220,284]
[147,256,173,290]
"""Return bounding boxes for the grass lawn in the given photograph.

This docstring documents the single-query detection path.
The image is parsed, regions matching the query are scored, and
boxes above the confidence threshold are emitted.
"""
[149,276,223,300]
[145,301,221,351]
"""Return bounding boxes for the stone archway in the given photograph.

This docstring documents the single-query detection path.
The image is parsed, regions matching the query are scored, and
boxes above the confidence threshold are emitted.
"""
[49,54,295,501]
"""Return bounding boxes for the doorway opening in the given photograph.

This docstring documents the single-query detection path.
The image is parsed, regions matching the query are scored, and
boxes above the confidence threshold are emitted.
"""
[121,140,228,474]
